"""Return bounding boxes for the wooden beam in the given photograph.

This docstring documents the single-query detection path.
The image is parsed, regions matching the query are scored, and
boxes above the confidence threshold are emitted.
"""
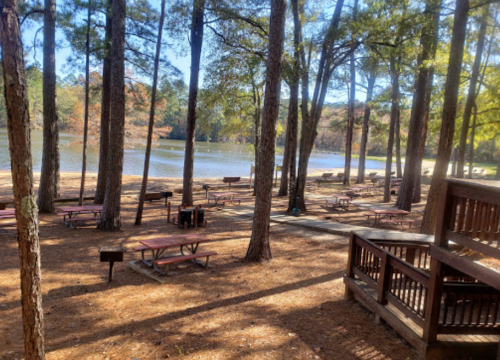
[435,180,452,247]
[447,230,500,261]
[423,258,444,343]
[430,245,500,291]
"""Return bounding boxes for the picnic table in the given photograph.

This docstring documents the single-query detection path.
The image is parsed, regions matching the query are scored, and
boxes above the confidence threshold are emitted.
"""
[58,205,103,228]
[326,195,352,210]
[135,234,216,275]
[208,192,240,206]
[368,209,411,224]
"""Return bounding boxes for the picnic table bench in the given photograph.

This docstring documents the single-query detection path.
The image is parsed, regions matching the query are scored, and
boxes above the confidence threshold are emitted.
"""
[379,218,414,227]
[134,234,216,275]
[58,205,102,228]
[0,221,16,228]
[223,177,241,187]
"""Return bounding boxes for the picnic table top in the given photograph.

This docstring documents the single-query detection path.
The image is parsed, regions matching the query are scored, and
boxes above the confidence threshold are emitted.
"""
[0,209,15,216]
[331,195,352,201]
[369,209,410,215]
[140,234,211,250]
[58,205,103,212]
[210,192,239,197]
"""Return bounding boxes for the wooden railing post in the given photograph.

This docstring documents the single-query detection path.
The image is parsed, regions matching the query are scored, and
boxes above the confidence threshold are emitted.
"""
[377,252,390,305]
[345,233,357,299]
[423,257,444,344]
[406,247,416,267]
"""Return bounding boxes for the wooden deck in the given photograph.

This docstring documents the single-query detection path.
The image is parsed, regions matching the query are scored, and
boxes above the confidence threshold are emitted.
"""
[346,277,499,359]
[344,229,500,359]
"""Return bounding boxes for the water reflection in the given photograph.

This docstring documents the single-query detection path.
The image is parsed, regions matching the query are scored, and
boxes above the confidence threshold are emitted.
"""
[0,129,385,178]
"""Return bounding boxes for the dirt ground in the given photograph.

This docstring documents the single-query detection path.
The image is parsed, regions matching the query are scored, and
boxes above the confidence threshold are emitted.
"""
[1,171,428,360]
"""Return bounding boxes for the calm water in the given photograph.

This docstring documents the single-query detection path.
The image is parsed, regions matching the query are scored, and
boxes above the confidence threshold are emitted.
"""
[0,129,386,177]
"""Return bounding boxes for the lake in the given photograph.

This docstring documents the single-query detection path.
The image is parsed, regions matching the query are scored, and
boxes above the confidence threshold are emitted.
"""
[0,129,386,178]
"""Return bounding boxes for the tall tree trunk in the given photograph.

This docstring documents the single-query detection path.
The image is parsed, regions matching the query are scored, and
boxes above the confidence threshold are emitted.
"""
[286,85,298,212]
[97,0,126,231]
[344,0,358,186]
[287,0,305,208]
[181,0,205,207]
[95,0,113,204]
[38,0,58,213]
[135,0,166,225]
[0,1,45,357]
[395,109,402,178]
[356,75,376,184]
[468,104,477,179]
[54,122,59,198]
[246,0,287,262]
[295,0,345,211]
[278,84,298,197]
[383,56,399,203]
[251,80,261,197]
[397,0,441,210]
[79,1,91,206]
[495,148,500,180]
[421,0,469,235]
[280,0,301,199]
[457,6,488,178]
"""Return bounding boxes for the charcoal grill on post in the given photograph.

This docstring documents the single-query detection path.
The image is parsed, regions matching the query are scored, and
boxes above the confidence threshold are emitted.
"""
[99,246,125,282]
[202,185,210,198]
[160,191,173,206]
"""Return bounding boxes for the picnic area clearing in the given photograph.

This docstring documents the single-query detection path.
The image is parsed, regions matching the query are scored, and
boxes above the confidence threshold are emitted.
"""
[0,172,423,360]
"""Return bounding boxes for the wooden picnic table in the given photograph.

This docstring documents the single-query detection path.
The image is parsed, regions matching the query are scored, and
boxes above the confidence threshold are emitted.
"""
[208,192,239,206]
[0,209,15,216]
[58,205,103,227]
[368,209,410,224]
[326,195,352,210]
[138,234,211,274]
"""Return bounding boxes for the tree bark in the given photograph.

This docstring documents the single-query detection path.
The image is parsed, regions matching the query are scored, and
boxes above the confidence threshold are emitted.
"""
[97,0,126,231]
[356,75,376,184]
[421,0,469,235]
[457,6,488,178]
[415,12,441,204]
[79,1,91,206]
[245,0,287,262]
[135,0,166,225]
[95,0,113,204]
[181,0,205,207]
[0,0,45,357]
[251,78,261,197]
[280,0,300,199]
[38,0,58,213]
[495,149,500,180]
[295,0,345,211]
[383,55,399,203]
[395,109,402,178]
[468,104,477,179]
[397,0,441,210]
[54,121,59,198]
[278,84,298,197]
[344,0,358,186]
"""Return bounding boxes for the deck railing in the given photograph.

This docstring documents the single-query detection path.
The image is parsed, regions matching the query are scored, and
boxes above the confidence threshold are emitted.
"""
[346,233,500,337]
[438,180,500,261]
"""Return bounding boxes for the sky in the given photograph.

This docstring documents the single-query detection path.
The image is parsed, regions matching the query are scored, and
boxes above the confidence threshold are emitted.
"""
[20,0,363,104]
